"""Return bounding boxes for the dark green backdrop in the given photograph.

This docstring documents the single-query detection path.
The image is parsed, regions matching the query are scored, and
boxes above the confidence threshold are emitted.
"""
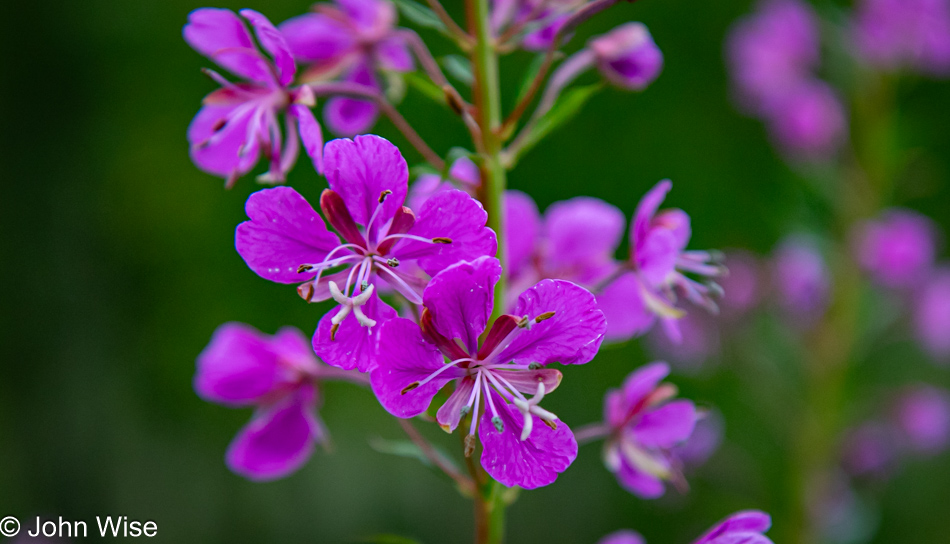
[3,0,950,542]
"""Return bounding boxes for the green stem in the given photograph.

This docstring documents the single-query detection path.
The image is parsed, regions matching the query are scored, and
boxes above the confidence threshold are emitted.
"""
[468,0,508,323]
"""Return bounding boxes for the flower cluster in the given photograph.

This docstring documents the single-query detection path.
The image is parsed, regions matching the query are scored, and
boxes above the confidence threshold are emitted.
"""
[599,510,775,544]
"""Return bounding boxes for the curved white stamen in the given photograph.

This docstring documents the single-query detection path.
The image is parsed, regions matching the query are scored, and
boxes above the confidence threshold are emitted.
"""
[416,357,473,389]
[378,233,441,245]
[483,370,527,405]
[483,379,501,422]
[468,372,483,436]
[373,262,424,304]
[328,282,377,327]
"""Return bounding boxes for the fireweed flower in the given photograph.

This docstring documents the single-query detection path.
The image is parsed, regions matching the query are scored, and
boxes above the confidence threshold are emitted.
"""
[598,181,724,343]
[765,80,847,160]
[491,0,584,51]
[280,0,413,135]
[727,0,820,112]
[893,385,950,454]
[914,269,950,361]
[852,0,950,75]
[195,323,361,480]
[691,511,774,544]
[841,421,897,477]
[772,235,831,323]
[370,256,607,489]
[718,250,762,319]
[184,8,325,187]
[598,531,645,544]
[588,23,664,91]
[235,135,496,372]
[854,208,937,289]
[584,362,697,498]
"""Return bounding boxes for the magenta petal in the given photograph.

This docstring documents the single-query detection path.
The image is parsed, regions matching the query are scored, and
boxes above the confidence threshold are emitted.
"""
[598,530,646,544]
[324,63,380,137]
[436,377,476,432]
[499,279,606,366]
[493,369,562,395]
[279,13,355,65]
[597,272,656,342]
[635,400,696,448]
[638,228,679,286]
[313,291,396,372]
[235,187,341,284]
[323,134,408,226]
[183,8,272,84]
[505,190,541,278]
[188,102,261,179]
[271,327,321,373]
[195,322,283,404]
[397,190,497,275]
[632,180,672,253]
[621,362,670,408]
[371,318,462,418]
[692,511,772,544]
[479,390,578,489]
[544,197,625,284]
[422,257,501,354]
[616,457,665,498]
[376,34,414,72]
[226,384,322,481]
[240,9,296,86]
[290,104,324,174]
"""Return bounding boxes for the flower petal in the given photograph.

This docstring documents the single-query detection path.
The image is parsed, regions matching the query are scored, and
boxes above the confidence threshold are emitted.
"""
[616,456,665,498]
[235,187,342,284]
[240,9,296,86]
[505,190,541,279]
[195,322,284,404]
[422,257,501,355]
[376,34,414,72]
[183,8,273,84]
[693,511,773,544]
[498,279,606,366]
[188,102,262,180]
[631,180,672,257]
[371,317,463,418]
[290,103,324,174]
[544,196,625,284]
[492,369,562,395]
[597,272,657,342]
[324,134,408,226]
[638,228,679,286]
[324,63,380,137]
[621,362,670,409]
[436,377,476,432]
[634,400,696,448]
[312,291,397,372]
[598,530,646,544]
[397,190,497,275]
[226,384,323,481]
[479,390,578,489]
[279,13,355,66]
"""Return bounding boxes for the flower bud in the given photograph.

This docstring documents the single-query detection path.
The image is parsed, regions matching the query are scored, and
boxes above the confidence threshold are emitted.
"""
[589,23,663,91]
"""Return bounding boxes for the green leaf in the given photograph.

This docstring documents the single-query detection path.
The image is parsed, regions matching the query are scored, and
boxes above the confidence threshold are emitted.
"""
[510,83,604,163]
[441,55,474,86]
[515,53,547,106]
[404,72,446,105]
[392,0,448,34]
[368,436,460,475]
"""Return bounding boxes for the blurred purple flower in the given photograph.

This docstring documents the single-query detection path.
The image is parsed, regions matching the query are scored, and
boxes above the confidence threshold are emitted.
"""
[674,408,725,467]
[914,269,950,361]
[234,135,495,372]
[598,530,646,544]
[598,362,697,498]
[772,236,831,322]
[195,323,360,480]
[692,511,774,544]
[765,81,847,160]
[853,0,950,75]
[600,181,724,343]
[893,384,950,454]
[854,208,937,289]
[647,313,720,373]
[370,256,606,489]
[719,250,763,319]
[184,8,325,186]
[491,0,583,51]
[407,157,481,210]
[726,0,820,113]
[589,23,664,91]
[841,421,898,477]
[280,0,413,135]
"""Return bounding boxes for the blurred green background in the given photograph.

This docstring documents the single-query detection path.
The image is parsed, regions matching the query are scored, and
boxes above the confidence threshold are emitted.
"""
[3,0,950,542]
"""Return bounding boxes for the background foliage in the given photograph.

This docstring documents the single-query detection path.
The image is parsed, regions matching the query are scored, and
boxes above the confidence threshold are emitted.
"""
[3,0,950,542]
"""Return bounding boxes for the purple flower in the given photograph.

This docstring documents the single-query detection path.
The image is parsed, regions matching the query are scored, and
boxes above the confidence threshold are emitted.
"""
[598,531,646,544]
[691,511,774,544]
[674,408,724,467]
[647,313,720,373]
[491,0,583,51]
[599,181,723,343]
[407,157,481,210]
[913,269,950,361]
[854,209,937,289]
[195,323,358,480]
[184,8,325,187]
[726,0,821,113]
[853,0,950,76]
[370,256,607,489]
[280,0,413,135]
[589,23,664,91]
[599,362,696,498]
[765,80,847,160]
[719,250,763,319]
[841,421,897,477]
[234,135,496,372]
[772,235,831,322]
[893,385,950,454]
